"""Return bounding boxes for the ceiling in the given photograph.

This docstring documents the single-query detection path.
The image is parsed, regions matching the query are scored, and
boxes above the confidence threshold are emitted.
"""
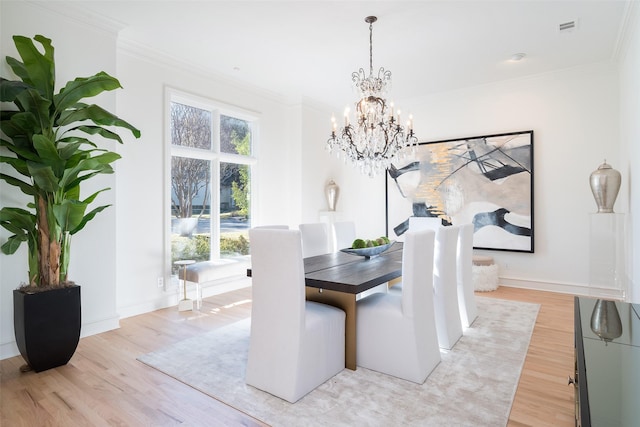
[58,1,630,110]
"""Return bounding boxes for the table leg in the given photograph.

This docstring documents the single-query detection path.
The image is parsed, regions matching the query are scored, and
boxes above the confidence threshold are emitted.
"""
[387,276,402,290]
[305,287,357,370]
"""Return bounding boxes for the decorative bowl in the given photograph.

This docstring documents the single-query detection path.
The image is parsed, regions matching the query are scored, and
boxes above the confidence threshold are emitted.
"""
[340,241,395,259]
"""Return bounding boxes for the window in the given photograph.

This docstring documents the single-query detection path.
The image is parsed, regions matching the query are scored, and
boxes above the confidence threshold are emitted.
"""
[168,90,256,276]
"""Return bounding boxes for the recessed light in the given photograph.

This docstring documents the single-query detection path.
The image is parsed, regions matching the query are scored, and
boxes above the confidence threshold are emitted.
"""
[510,53,526,62]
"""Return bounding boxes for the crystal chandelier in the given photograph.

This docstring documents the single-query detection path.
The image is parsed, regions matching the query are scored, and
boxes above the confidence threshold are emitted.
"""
[327,16,417,177]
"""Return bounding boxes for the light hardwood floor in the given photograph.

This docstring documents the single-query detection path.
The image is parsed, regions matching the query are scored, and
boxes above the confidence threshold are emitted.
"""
[1,285,576,426]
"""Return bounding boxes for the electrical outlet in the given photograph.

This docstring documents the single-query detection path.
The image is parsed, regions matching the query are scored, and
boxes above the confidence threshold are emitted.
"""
[157,276,164,288]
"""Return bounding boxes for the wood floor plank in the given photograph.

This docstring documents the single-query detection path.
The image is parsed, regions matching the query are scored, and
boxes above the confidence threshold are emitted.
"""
[1,285,575,426]
[481,287,575,427]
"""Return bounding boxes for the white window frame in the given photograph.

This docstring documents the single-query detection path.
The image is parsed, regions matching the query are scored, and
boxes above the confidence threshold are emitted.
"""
[164,87,258,281]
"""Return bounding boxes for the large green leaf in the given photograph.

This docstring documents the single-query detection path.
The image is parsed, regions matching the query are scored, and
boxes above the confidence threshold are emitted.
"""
[57,142,82,160]
[32,134,64,175]
[4,57,29,87]
[10,35,55,99]
[58,104,141,139]
[0,78,29,102]
[0,207,36,255]
[59,151,119,190]
[53,199,86,232]
[54,73,121,113]
[0,208,36,233]
[0,172,35,195]
[1,110,38,139]
[0,136,40,162]
[1,236,25,255]
[16,88,51,133]
[81,188,108,205]
[27,161,59,193]
[73,125,125,144]
[70,204,111,235]
[0,155,30,177]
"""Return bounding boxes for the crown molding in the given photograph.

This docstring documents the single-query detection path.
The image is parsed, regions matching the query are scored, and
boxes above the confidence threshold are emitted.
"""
[24,1,125,37]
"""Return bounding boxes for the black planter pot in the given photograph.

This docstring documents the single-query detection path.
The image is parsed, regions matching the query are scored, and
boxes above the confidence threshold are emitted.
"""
[13,285,81,372]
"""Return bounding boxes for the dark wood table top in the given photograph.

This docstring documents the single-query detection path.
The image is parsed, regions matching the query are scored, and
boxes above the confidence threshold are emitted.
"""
[247,242,403,294]
[303,242,403,294]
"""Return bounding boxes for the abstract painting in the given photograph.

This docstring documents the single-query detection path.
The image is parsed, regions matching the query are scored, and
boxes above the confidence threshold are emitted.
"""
[385,130,534,252]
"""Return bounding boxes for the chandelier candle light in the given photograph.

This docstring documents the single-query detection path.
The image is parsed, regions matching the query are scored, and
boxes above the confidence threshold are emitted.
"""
[328,16,418,177]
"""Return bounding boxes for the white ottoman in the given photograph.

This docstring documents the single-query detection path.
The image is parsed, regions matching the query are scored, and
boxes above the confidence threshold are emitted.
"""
[472,256,499,292]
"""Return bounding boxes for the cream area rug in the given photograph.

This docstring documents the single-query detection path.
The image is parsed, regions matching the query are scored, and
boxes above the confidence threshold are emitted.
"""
[138,297,539,426]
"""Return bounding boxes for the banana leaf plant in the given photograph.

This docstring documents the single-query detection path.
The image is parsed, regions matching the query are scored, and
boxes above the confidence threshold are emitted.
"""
[0,35,141,289]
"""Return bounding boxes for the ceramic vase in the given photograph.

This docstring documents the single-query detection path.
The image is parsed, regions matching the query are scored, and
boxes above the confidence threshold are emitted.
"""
[589,161,621,213]
[325,180,340,211]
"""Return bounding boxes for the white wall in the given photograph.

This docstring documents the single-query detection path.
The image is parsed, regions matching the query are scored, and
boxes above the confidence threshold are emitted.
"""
[402,62,622,295]
[299,101,388,238]
[0,2,121,358]
[618,2,640,302]
[113,47,297,317]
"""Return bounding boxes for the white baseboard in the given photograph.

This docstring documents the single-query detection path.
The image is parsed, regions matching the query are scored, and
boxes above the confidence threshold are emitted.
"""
[499,275,626,300]
[80,315,120,338]
[117,275,252,320]
[117,293,180,319]
[1,342,19,360]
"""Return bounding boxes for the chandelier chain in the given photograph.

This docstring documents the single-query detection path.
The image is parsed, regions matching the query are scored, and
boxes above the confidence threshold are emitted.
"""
[369,20,373,76]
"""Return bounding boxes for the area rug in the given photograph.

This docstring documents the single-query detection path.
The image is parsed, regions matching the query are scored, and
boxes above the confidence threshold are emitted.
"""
[138,297,539,426]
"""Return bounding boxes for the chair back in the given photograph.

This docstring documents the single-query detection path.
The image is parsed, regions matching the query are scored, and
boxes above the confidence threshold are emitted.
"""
[456,223,478,326]
[332,221,356,251]
[408,216,441,233]
[434,225,458,284]
[401,229,435,320]
[433,224,463,349]
[248,228,305,366]
[299,222,331,257]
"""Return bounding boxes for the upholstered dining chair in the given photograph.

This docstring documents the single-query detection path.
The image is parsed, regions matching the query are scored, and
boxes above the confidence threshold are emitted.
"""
[355,229,441,384]
[245,228,345,403]
[456,223,478,327]
[332,221,356,251]
[407,218,463,349]
[299,222,331,257]
[431,225,463,349]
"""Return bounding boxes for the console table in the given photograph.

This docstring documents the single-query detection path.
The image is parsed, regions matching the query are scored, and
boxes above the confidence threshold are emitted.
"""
[573,297,640,426]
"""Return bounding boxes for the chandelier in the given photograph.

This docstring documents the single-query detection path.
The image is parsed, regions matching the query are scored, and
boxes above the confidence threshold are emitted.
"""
[327,16,417,177]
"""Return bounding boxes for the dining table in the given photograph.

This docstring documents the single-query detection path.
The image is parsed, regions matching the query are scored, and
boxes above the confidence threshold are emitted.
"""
[248,242,404,370]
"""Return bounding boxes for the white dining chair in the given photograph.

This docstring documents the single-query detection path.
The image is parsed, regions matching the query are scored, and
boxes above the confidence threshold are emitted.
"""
[388,216,441,295]
[253,225,289,229]
[408,216,441,232]
[245,228,345,403]
[431,225,463,349]
[456,223,478,327]
[356,229,441,383]
[332,221,356,251]
[405,218,463,349]
[299,222,331,257]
